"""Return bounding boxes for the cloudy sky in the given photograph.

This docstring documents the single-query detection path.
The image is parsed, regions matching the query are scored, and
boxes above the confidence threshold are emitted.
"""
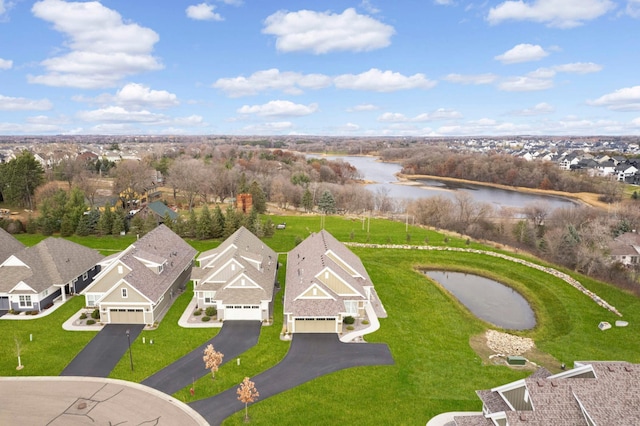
[1,0,640,136]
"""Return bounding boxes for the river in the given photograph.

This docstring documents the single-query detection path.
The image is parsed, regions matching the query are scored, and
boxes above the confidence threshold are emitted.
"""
[311,155,576,211]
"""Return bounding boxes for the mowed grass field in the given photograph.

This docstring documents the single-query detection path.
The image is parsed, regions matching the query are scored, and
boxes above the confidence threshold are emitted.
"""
[2,215,640,425]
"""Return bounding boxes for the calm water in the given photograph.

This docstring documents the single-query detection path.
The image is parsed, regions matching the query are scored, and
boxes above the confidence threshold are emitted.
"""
[424,270,536,330]
[312,155,576,211]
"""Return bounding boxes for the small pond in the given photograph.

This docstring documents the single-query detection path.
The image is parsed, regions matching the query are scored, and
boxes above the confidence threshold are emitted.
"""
[424,271,536,330]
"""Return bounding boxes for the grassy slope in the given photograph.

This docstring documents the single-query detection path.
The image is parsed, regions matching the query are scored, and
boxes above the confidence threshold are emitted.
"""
[3,215,640,425]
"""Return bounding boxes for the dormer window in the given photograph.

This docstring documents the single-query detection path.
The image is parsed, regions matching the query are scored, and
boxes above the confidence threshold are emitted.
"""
[122,288,128,298]
[118,265,123,274]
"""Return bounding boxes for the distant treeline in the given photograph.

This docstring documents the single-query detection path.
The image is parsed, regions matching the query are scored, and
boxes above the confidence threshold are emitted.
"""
[381,147,602,193]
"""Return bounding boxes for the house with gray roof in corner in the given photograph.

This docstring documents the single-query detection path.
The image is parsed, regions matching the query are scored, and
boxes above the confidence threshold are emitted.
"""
[83,224,196,325]
[284,230,383,334]
[0,229,103,313]
[191,226,278,321]
[449,361,640,425]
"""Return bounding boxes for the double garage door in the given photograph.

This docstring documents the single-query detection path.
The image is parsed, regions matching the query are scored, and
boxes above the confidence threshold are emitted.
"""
[294,317,337,333]
[224,305,261,320]
[109,308,144,324]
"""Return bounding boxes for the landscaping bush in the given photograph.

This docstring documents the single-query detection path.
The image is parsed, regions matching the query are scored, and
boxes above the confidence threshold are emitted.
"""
[86,319,96,325]
[343,316,355,325]
[29,310,39,315]
[205,306,216,317]
[202,316,210,322]
[362,319,370,325]
[346,325,355,331]
[91,308,100,319]
[79,313,87,320]
[193,309,202,316]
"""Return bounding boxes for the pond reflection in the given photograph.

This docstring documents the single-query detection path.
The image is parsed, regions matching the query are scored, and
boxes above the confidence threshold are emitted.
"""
[424,270,536,330]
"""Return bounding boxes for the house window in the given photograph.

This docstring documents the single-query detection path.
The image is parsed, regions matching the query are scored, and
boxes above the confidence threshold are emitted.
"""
[19,295,32,308]
[121,288,128,298]
[118,265,123,274]
[82,272,88,280]
[86,294,97,307]
[344,300,358,315]
[204,291,215,304]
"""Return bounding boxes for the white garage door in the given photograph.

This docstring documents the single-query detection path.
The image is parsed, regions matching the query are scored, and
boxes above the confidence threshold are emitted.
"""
[109,308,144,324]
[223,305,261,320]
[294,317,337,333]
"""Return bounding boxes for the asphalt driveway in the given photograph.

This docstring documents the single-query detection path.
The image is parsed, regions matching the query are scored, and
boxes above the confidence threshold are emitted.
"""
[189,333,394,425]
[142,321,262,395]
[61,324,145,377]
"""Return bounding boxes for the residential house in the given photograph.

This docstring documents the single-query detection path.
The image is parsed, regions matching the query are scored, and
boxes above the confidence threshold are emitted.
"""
[450,361,640,425]
[84,225,196,325]
[609,232,640,267]
[0,232,103,312]
[133,201,178,225]
[616,163,638,182]
[192,226,278,321]
[284,230,381,334]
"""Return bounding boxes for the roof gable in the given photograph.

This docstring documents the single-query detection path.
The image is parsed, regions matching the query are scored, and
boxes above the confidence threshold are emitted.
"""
[295,283,335,300]
[315,266,362,297]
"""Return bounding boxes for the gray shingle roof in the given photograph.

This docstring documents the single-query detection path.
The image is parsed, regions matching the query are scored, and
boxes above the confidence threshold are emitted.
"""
[461,362,640,426]
[114,225,196,303]
[0,237,103,293]
[284,230,374,317]
[195,226,277,305]
[0,228,26,264]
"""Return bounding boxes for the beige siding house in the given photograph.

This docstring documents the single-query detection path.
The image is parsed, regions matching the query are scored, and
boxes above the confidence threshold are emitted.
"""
[84,225,196,325]
[192,226,278,322]
[284,230,379,334]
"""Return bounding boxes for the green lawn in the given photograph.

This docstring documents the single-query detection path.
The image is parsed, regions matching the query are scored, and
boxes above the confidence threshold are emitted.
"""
[3,215,640,425]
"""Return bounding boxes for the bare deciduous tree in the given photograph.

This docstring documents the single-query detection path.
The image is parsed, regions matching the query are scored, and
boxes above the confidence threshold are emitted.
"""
[203,344,224,379]
[237,376,259,422]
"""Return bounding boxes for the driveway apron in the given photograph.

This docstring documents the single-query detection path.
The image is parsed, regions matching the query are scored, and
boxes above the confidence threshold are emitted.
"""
[142,320,261,395]
[189,333,394,425]
[61,324,144,377]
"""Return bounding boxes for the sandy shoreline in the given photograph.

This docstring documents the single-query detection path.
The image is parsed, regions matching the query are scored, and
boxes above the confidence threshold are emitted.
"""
[397,173,607,209]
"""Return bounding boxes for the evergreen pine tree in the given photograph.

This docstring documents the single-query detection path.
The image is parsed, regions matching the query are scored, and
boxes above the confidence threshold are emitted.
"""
[246,208,258,234]
[97,203,114,236]
[185,208,198,238]
[317,190,336,214]
[129,214,144,237]
[263,217,275,238]
[111,211,125,236]
[143,213,158,234]
[197,203,213,240]
[212,205,225,238]
[75,213,91,236]
[248,181,267,214]
[302,188,313,212]
[223,204,238,238]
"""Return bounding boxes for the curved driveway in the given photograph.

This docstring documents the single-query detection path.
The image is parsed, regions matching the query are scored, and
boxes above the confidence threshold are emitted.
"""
[142,321,262,395]
[189,333,394,425]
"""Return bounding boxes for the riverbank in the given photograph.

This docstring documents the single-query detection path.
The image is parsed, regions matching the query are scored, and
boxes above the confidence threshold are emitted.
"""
[397,173,608,209]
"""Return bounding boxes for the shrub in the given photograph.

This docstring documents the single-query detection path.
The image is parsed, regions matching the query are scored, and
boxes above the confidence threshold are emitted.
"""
[205,306,216,317]
[362,319,370,325]
[294,235,303,246]
[9,309,17,315]
[343,316,355,325]
[346,325,355,331]
[86,319,96,325]
[193,309,202,316]
[79,313,88,320]
[202,316,211,322]
[91,308,100,319]
[29,310,39,315]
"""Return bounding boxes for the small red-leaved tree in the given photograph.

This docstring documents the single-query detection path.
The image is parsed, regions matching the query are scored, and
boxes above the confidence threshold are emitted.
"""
[237,376,259,422]
[203,344,224,379]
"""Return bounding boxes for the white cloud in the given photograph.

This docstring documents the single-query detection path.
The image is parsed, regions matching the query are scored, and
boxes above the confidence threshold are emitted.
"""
[341,122,360,131]
[495,43,548,64]
[218,0,242,5]
[444,73,498,85]
[0,94,53,111]
[498,76,554,91]
[552,62,603,74]
[237,100,319,117]
[76,83,179,109]
[213,68,332,97]
[30,0,162,88]
[334,68,436,92]
[347,103,379,112]
[77,106,203,127]
[360,0,380,14]
[378,108,462,122]
[588,85,640,111]
[627,0,640,17]
[434,0,454,4]
[0,0,5,15]
[262,8,395,54]
[0,58,12,69]
[186,3,223,21]
[488,0,615,28]
[510,102,555,116]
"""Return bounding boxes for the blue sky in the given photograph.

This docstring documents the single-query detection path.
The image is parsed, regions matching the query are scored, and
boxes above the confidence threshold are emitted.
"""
[1,0,640,136]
